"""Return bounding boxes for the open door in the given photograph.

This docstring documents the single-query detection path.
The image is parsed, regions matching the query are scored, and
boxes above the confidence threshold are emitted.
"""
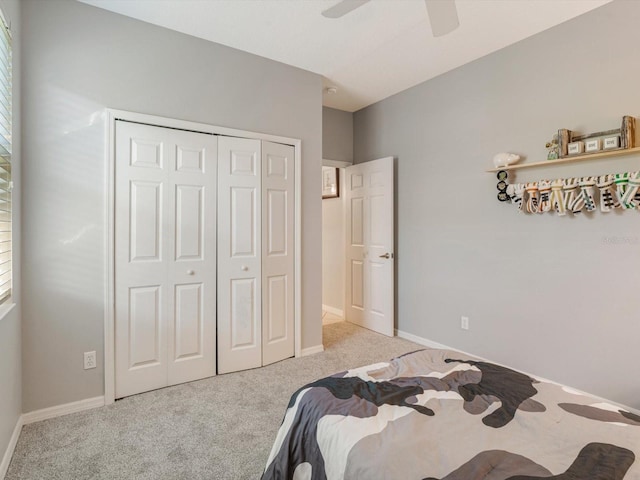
[344,157,394,336]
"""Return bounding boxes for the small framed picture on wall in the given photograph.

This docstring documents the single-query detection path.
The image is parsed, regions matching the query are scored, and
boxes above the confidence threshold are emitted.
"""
[322,166,339,199]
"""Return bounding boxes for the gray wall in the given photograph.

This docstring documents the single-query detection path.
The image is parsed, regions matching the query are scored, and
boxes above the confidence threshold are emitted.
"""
[21,0,322,412]
[0,0,21,464]
[323,107,353,162]
[354,1,640,410]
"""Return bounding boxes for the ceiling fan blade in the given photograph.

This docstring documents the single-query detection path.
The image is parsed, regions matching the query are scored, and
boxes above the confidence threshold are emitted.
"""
[322,0,371,19]
[425,0,459,37]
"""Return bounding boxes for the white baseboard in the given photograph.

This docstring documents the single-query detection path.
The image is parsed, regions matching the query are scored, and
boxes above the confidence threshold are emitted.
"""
[1,415,23,479]
[300,344,324,357]
[322,305,343,318]
[395,329,640,417]
[22,396,105,425]
[395,329,479,358]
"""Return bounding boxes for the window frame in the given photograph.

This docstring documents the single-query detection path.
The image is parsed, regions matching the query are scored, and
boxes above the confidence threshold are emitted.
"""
[0,5,13,311]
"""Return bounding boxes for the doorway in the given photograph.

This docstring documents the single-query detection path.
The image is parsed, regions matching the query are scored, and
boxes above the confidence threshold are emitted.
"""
[322,161,348,325]
[321,157,395,336]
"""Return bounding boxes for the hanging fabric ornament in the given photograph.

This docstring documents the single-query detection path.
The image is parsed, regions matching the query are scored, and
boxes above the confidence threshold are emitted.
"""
[569,177,586,213]
[614,172,630,207]
[549,179,566,216]
[596,174,619,212]
[563,178,579,213]
[537,180,552,213]
[507,183,526,212]
[525,182,539,213]
[620,171,640,209]
[578,176,597,212]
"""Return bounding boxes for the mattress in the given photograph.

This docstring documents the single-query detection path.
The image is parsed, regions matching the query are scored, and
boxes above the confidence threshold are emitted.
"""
[262,348,640,479]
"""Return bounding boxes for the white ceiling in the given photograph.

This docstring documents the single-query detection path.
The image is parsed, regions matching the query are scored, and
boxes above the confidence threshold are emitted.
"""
[79,0,611,112]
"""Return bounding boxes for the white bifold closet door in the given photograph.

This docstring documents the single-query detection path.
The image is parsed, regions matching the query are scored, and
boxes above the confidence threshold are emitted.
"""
[115,121,217,399]
[217,137,295,374]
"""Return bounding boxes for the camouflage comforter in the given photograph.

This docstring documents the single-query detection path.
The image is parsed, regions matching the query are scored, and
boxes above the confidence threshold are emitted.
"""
[262,348,640,479]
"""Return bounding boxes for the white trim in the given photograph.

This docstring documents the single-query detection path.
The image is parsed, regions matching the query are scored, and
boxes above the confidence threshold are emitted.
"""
[107,109,302,145]
[0,415,22,479]
[395,329,458,352]
[105,109,303,403]
[0,302,15,323]
[322,158,351,168]
[395,329,640,417]
[294,139,302,359]
[22,396,105,425]
[104,110,116,405]
[300,344,324,356]
[322,304,343,318]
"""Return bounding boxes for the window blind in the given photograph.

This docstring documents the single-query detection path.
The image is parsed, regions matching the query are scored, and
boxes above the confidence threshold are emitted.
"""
[0,10,11,305]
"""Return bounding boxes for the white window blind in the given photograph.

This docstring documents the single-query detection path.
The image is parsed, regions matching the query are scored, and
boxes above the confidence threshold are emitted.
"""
[0,10,11,305]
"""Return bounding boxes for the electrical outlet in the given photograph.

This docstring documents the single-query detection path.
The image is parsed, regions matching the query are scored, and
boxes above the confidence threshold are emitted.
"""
[461,316,469,330]
[84,351,96,370]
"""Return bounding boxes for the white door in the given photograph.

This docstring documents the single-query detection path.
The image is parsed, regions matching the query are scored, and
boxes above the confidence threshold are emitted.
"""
[217,136,262,374]
[262,141,295,366]
[218,138,295,373]
[115,121,217,398]
[345,157,394,336]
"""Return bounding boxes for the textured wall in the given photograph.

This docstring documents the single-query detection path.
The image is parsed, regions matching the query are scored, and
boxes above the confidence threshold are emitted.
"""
[21,0,322,412]
[354,1,640,409]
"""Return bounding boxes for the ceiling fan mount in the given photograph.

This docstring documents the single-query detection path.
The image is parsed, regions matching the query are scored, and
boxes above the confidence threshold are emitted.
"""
[321,0,460,37]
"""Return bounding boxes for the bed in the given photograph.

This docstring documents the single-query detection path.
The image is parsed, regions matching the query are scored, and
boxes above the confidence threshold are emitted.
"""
[262,348,640,479]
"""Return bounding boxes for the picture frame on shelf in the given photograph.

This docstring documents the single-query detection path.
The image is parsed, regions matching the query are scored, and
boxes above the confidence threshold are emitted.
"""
[322,166,339,199]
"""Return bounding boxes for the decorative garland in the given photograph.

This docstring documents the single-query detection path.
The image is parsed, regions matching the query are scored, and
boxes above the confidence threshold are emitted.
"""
[497,170,640,214]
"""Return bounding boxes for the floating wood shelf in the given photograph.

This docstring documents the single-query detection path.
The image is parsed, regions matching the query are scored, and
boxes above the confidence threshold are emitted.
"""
[486,146,640,173]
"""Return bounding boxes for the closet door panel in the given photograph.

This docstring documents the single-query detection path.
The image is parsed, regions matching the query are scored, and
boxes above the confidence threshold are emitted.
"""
[218,136,262,374]
[231,187,257,257]
[230,277,258,348]
[128,285,163,368]
[175,184,204,260]
[116,122,217,398]
[173,283,203,359]
[262,141,295,366]
[115,122,170,398]
[167,129,217,385]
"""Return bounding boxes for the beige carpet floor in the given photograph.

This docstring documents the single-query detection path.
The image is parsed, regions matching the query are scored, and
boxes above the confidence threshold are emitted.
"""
[6,321,421,480]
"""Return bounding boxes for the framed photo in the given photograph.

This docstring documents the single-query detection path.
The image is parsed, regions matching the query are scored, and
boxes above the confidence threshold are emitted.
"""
[322,166,339,199]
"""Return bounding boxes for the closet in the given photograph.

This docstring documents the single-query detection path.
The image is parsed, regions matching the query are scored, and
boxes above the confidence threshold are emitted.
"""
[114,120,295,399]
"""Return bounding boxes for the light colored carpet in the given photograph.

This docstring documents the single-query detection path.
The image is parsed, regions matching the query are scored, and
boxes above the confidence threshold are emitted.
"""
[6,321,421,480]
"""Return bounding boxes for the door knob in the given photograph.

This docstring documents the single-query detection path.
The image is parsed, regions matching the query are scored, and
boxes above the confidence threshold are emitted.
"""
[241,265,249,271]
[186,270,195,275]
[379,253,392,259]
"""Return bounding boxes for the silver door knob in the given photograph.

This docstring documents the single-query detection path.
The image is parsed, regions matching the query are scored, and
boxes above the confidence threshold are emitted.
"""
[379,253,392,259]
[186,270,195,275]
[241,265,249,271]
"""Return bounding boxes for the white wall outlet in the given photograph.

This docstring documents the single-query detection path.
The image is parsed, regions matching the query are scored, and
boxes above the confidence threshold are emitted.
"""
[84,351,96,370]
[461,316,469,330]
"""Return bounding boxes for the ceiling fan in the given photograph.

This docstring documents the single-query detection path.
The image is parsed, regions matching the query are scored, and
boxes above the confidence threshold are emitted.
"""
[321,0,459,37]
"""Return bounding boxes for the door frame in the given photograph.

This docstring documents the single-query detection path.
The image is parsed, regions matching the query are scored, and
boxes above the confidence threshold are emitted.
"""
[104,109,303,405]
